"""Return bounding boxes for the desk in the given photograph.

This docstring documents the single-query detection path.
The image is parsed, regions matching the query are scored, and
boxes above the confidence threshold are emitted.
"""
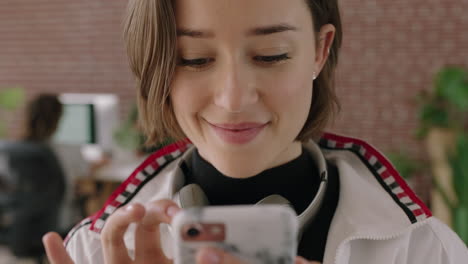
[94,154,149,182]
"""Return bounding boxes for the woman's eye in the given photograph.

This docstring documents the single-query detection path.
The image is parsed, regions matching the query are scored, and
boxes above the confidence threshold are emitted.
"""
[254,53,291,64]
[179,58,213,67]
[178,53,291,69]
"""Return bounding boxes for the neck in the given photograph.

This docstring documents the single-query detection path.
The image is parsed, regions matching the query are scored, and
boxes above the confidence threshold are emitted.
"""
[187,145,321,214]
[198,141,303,179]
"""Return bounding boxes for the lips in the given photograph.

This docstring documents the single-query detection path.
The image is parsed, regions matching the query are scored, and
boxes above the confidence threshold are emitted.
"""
[211,123,266,130]
[207,121,268,144]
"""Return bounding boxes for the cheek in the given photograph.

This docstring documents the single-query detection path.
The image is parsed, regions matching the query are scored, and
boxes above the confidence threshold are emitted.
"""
[262,68,313,117]
[171,73,201,113]
[170,73,212,130]
[170,75,193,125]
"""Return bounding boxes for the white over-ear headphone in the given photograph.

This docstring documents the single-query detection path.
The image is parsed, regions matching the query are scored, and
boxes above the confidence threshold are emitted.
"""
[175,170,328,240]
[160,142,329,259]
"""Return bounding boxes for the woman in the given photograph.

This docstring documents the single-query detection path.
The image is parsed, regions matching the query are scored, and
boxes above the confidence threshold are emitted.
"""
[1,94,66,262]
[43,0,468,263]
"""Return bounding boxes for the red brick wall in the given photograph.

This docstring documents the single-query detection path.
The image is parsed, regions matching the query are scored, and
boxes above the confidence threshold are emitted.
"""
[330,0,468,202]
[2,1,468,202]
[334,0,468,153]
[0,0,135,136]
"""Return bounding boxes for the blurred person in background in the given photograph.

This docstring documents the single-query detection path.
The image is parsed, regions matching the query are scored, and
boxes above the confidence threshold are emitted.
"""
[0,93,66,263]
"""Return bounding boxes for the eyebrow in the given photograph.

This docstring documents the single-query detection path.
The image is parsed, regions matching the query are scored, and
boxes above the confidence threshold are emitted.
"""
[177,23,298,38]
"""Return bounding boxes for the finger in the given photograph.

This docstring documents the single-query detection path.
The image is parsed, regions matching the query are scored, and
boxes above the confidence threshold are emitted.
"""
[101,203,146,264]
[134,199,181,263]
[42,232,74,264]
[196,247,246,264]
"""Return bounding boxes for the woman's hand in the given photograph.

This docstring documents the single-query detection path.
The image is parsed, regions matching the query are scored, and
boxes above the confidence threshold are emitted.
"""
[43,199,181,264]
[44,200,319,264]
[43,232,74,264]
[195,248,321,264]
[101,200,179,264]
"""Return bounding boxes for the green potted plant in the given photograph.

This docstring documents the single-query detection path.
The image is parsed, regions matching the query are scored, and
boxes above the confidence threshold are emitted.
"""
[448,135,468,243]
[0,87,24,138]
[113,105,143,151]
[387,149,422,182]
[417,66,468,244]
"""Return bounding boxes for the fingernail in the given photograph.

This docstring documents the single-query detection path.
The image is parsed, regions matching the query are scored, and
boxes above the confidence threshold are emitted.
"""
[125,205,134,212]
[166,206,180,217]
[197,249,221,264]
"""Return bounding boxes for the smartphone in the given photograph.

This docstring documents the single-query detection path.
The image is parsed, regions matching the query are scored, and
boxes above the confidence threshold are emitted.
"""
[171,205,299,264]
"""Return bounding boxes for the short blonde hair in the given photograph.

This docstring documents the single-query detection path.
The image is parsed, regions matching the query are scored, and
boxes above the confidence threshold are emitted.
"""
[124,0,342,145]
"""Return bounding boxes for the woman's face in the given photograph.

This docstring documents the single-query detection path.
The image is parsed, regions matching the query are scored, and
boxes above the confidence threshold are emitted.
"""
[171,0,332,178]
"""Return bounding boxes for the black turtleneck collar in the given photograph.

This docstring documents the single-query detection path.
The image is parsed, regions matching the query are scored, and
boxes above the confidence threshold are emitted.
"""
[184,148,320,215]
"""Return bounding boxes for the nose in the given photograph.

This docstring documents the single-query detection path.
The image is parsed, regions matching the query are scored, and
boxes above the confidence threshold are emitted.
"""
[214,60,258,113]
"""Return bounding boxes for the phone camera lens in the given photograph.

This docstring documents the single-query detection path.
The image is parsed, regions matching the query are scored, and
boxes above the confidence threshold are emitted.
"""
[186,227,200,237]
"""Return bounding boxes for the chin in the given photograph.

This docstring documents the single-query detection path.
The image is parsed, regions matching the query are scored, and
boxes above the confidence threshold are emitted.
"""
[210,155,267,179]
[198,142,274,178]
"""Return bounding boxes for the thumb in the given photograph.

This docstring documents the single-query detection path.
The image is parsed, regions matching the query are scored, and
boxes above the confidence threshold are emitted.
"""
[196,247,246,264]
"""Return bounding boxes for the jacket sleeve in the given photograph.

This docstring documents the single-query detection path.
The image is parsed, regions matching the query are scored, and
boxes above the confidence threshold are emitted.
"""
[65,223,105,264]
[427,217,468,263]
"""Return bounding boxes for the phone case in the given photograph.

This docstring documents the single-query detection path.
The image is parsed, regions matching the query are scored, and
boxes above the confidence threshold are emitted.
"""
[171,205,298,264]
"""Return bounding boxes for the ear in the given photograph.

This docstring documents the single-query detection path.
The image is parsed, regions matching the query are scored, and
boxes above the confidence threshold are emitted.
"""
[314,24,336,76]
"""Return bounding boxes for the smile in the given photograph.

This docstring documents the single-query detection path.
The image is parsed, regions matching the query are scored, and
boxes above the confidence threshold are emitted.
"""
[207,121,269,144]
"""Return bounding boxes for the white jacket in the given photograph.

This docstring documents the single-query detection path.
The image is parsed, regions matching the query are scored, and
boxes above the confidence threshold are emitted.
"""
[65,133,468,264]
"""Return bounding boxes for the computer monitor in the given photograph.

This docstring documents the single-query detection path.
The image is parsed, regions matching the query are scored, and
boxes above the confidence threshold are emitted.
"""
[54,103,96,145]
[53,93,120,156]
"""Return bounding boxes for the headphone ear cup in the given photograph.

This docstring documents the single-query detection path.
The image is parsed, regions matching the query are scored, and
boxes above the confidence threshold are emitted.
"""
[175,184,320,242]
[177,183,210,208]
[162,184,209,260]
[256,194,291,207]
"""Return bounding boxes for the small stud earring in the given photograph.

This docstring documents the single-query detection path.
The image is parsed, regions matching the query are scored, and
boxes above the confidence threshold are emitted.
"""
[313,72,317,80]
